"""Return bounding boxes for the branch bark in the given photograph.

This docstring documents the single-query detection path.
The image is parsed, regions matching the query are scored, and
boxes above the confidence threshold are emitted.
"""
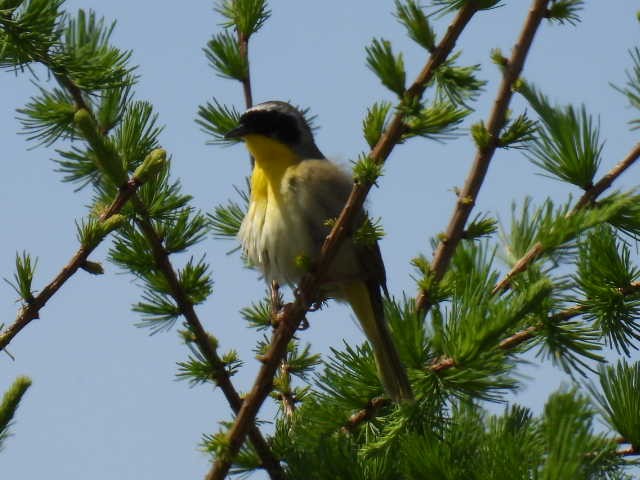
[416,0,552,314]
[205,4,481,479]
[129,197,285,480]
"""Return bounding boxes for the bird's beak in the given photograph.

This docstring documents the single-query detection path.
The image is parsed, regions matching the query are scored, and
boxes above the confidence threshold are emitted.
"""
[224,124,250,139]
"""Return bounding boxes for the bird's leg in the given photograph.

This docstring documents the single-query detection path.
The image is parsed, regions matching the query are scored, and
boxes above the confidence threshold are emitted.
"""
[269,280,283,328]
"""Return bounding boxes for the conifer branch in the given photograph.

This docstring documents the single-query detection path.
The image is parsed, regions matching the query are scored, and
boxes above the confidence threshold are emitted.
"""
[205,5,481,478]
[344,281,640,433]
[416,0,552,314]
[492,142,640,295]
[129,196,285,480]
[0,177,140,352]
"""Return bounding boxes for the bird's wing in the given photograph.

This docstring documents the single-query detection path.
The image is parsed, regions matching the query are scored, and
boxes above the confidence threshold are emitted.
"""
[289,159,387,290]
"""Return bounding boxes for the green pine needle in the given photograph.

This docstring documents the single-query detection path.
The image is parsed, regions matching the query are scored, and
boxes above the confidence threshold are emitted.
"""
[431,52,486,107]
[463,213,497,240]
[498,112,538,149]
[402,99,469,141]
[215,0,271,38]
[133,289,181,334]
[394,0,436,52]
[240,298,272,330]
[4,251,37,303]
[575,227,640,356]
[204,30,248,81]
[208,184,249,240]
[57,9,136,92]
[591,360,640,448]
[283,342,321,381]
[0,0,64,69]
[540,389,614,479]
[545,0,584,26]
[55,145,102,189]
[161,209,209,254]
[352,154,383,185]
[431,0,502,15]
[196,98,241,146]
[0,376,32,452]
[95,82,132,134]
[365,38,406,97]
[520,82,603,189]
[17,86,76,146]
[177,256,213,305]
[113,100,163,173]
[536,315,603,376]
[353,217,385,246]
[613,47,640,130]
[362,101,392,149]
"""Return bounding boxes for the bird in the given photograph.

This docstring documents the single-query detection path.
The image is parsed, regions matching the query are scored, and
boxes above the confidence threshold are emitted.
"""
[225,101,413,403]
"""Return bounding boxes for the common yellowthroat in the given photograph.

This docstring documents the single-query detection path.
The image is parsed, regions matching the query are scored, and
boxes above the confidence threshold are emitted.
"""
[225,101,413,403]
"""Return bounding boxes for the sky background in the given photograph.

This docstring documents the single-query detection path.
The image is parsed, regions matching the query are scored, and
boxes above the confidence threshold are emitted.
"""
[1,2,639,479]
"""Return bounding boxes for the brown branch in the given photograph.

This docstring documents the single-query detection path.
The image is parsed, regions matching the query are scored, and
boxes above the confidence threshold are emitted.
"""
[416,0,552,314]
[205,5,481,479]
[491,135,640,295]
[238,31,253,109]
[0,178,140,352]
[341,396,391,434]
[237,30,255,169]
[129,196,284,479]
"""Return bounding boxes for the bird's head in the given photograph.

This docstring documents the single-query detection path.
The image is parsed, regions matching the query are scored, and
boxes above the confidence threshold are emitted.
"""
[225,101,324,161]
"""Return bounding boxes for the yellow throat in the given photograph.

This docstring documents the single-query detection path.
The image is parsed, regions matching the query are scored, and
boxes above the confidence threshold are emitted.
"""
[244,134,301,203]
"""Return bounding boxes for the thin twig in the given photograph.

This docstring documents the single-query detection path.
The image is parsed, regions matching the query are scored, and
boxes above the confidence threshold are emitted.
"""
[236,29,255,168]
[492,142,640,295]
[205,5,481,479]
[238,31,253,109]
[0,178,140,351]
[130,196,285,479]
[416,0,552,314]
[341,396,390,434]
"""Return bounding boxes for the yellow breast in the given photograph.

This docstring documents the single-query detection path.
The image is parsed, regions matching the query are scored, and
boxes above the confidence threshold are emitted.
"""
[238,135,313,284]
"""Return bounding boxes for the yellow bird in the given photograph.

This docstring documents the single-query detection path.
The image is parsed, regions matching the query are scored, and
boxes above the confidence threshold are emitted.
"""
[225,101,413,403]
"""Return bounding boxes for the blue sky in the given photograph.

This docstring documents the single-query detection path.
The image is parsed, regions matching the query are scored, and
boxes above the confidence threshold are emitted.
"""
[1,2,639,479]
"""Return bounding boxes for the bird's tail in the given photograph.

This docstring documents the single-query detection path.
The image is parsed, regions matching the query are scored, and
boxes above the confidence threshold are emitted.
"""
[342,281,413,403]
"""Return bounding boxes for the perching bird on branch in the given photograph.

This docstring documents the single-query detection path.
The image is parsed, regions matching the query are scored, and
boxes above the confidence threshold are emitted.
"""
[226,101,413,403]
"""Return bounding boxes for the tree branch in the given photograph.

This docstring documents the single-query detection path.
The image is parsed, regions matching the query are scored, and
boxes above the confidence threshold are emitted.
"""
[492,141,640,295]
[0,178,140,351]
[205,4,481,479]
[129,196,285,479]
[416,0,552,314]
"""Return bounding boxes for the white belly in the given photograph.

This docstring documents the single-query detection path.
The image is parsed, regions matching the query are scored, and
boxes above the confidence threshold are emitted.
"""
[238,186,314,285]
